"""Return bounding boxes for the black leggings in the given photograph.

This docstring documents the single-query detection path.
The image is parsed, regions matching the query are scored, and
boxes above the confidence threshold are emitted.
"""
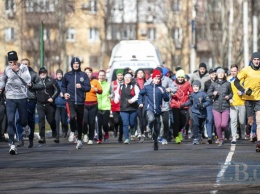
[172,108,189,138]
[83,104,98,140]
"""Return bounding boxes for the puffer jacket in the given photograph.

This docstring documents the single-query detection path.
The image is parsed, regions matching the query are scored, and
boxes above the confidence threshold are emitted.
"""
[207,79,233,112]
[27,67,44,100]
[55,79,66,107]
[170,80,193,109]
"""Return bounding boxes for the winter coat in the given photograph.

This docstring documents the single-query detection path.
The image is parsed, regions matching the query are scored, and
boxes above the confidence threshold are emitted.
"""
[170,80,193,109]
[55,79,66,107]
[138,82,169,115]
[207,79,233,112]
[190,71,210,91]
[97,80,111,110]
[27,67,44,100]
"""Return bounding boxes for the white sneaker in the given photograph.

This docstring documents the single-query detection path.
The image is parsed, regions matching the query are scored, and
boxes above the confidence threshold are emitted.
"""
[88,140,93,145]
[83,134,89,143]
[161,138,168,145]
[9,145,17,155]
[22,125,31,136]
[76,140,83,149]
[68,132,74,142]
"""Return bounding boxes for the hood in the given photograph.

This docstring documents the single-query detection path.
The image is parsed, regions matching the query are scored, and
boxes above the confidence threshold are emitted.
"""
[70,57,81,71]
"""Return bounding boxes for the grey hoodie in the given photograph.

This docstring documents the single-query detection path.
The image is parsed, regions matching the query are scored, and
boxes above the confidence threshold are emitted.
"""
[145,76,177,111]
[0,64,31,99]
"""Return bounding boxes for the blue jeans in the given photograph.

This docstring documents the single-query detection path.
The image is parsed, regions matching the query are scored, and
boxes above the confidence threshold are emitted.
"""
[206,104,214,138]
[120,111,138,140]
[6,98,28,144]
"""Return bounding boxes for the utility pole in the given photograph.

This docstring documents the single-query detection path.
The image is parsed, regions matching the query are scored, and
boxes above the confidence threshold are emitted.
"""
[243,1,249,66]
[252,0,258,52]
[190,0,197,73]
[228,0,233,68]
[40,22,44,68]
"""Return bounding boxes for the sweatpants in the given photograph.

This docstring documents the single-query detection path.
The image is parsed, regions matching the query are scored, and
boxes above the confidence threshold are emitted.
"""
[212,109,230,141]
[230,105,246,141]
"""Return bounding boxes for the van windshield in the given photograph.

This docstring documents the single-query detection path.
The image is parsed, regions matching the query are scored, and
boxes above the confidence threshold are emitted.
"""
[111,68,153,82]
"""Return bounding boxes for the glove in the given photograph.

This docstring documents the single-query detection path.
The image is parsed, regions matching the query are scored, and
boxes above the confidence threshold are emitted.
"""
[197,103,204,110]
[245,88,252,96]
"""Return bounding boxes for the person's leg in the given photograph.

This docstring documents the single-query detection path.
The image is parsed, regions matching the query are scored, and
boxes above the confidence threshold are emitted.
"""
[6,99,17,145]
[120,111,130,141]
[153,115,161,142]
[212,109,223,141]
[238,105,246,139]
[206,104,214,139]
[83,105,90,135]
[102,110,110,140]
[172,108,180,138]
[68,103,76,133]
[55,107,61,140]
[37,103,46,140]
[88,105,98,141]
[60,107,68,137]
[220,109,230,131]
[76,105,85,141]
[28,100,36,141]
[230,106,238,142]
[192,114,200,140]
[45,104,56,137]
[162,111,170,140]
[97,110,103,141]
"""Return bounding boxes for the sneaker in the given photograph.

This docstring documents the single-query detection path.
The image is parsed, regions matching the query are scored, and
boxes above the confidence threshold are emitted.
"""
[68,132,74,142]
[17,140,24,147]
[231,141,236,144]
[93,134,98,141]
[28,140,33,148]
[178,132,183,142]
[83,134,89,143]
[130,135,135,141]
[63,131,68,138]
[215,139,220,144]
[139,136,145,143]
[245,134,250,140]
[184,134,189,140]
[76,140,83,149]
[251,134,257,143]
[104,132,109,141]
[218,141,223,147]
[9,145,17,155]
[153,142,159,150]
[207,138,212,144]
[256,142,260,152]
[97,140,102,144]
[158,137,163,143]
[124,139,130,144]
[175,136,181,144]
[38,139,46,144]
[193,139,199,145]
[22,125,31,136]
[88,140,93,145]
[161,138,168,145]
[54,138,60,143]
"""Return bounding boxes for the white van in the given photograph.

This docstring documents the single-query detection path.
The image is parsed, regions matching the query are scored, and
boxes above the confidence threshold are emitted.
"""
[106,40,163,83]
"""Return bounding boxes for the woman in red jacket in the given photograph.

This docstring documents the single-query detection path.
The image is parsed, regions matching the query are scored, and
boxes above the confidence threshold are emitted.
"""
[170,69,193,144]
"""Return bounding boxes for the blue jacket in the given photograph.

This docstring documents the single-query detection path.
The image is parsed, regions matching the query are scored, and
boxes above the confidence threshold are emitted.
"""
[55,79,66,107]
[61,58,91,105]
[138,83,169,115]
[183,90,210,118]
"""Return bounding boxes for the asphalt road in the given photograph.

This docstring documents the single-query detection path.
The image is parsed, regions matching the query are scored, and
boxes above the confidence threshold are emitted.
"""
[0,136,260,194]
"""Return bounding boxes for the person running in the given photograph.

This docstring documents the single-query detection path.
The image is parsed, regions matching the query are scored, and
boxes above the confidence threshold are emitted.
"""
[234,52,260,152]
[228,64,246,144]
[61,57,91,149]
[114,72,140,144]
[109,69,124,143]
[181,80,210,145]
[170,69,193,144]
[207,68,233,147]
[190,62,210,91]
[54,69,68,143]
[0,51,31,155]
[83,67,102,145]
[138,69,169,150]
[97,70,111,144]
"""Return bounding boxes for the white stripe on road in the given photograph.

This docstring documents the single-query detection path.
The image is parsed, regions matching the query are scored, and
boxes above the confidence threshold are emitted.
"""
[215,144,236,186]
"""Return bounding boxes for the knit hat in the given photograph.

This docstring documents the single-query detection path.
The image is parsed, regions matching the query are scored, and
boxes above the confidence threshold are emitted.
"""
[199,62,207,69]
[251,52,260,60]
[192,80,201,89]
[155,67,163,74]
[7,51,18,61]
[124,73,132,79]
[152,69,162,79]
[39,67,48,74]
[162,67,169,76]
[176,69,185,78]
[116,69,124,76]
[56,69,63,75]
[208,68,216,74]
[70,57,81,68]
[216,68,225,75]
[175,66,182,72]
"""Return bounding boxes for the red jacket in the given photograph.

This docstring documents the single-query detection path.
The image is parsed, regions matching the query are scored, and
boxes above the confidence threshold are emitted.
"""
[110,80,121,112]
[170,81,193,109]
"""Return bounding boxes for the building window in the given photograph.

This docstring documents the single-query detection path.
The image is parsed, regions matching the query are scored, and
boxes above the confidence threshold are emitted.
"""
[5,0,14,10]
[5,27,15,42]
[147,28,156,40]
[171,0,182,12]
[172,28,182,48]
[25,0,56,13]
[89,28,99,41]
[81,0,97,13]
[89,55,99,67]
[66,28,75,42]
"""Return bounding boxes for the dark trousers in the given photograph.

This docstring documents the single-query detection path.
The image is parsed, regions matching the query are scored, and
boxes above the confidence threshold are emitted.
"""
[6,98,28,144]
[97,110,110,140]
[149,114,161,143]
[83,104,98,140]
[137,107,147,135]
[55,106,68,139]
[192,114,206,139]
[161,111,170,139]
[172,108,189,138]
[37,103,56,139]
[67,103,84,140]
[0,104,6,135]
[112,111,123,141]
[16,100,37,141]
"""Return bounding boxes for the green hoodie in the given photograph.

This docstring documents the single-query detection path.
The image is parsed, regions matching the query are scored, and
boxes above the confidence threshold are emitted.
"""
[97,80,111,110]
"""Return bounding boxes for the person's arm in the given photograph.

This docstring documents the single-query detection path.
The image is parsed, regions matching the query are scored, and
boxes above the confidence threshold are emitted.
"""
[20,64,31,84]
[168,78,178,94]
[96,80,103,94]
[138,87,146,106]
[234,70,246,93]
[81,74,91,92]
[207,82,214,98]
[227,82,233,100]
[31,74,44,90]
[0,68,7,91]
[52,79,61,100]
[130,84,140,103]
[202,94,211,108]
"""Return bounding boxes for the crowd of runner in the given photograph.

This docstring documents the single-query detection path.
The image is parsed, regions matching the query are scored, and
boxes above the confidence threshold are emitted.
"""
[1,50,260,155]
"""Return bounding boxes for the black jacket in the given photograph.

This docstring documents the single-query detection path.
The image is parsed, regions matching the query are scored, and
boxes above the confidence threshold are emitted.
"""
[207,79,233,112]
[27,67,44,100]
[37,76,60,104]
